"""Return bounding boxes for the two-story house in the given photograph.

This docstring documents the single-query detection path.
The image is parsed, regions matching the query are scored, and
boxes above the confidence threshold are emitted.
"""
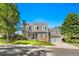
[22,21,63,43]
[22,21,49,42]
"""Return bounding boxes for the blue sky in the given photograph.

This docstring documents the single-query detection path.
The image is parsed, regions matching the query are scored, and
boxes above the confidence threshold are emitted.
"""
[17,3,79,28]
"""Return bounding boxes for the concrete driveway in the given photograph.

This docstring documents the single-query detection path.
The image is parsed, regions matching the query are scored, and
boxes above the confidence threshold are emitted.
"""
[52,42,79,49]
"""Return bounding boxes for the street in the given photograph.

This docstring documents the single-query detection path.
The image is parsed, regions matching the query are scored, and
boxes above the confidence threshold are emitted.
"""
[50,48,79,56]
[0,45,79,56]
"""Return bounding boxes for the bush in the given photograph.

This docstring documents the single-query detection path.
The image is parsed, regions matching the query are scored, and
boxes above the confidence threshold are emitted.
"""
[13,40,29,45]
[64,38,79,44]
[13,40,54,46]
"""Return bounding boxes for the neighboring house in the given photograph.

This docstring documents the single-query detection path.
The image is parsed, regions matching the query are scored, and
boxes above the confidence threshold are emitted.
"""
[22,22,63,42]
[22,22,49,42]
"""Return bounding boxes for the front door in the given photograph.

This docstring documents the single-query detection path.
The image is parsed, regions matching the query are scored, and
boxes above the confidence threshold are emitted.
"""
[33,33,37,39]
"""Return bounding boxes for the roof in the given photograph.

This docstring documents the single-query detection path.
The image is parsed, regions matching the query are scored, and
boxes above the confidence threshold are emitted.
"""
[26,22,48,26]
[23,22,48,33]
[49,28,62,36]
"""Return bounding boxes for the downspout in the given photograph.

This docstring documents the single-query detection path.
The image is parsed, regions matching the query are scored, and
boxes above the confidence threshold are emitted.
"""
[48,28,51,42]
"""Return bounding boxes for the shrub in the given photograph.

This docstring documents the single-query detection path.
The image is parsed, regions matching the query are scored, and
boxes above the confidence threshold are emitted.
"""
[13,40,54,46]
[13,40,29,45]
[64,38,79,44]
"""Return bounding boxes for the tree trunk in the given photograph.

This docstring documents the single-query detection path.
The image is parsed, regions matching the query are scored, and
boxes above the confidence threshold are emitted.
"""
[6,34,9,42]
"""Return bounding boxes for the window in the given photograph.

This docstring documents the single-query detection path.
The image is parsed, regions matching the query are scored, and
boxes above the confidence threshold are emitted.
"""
[34,25,38,30]
[26,25,29,30]
[42,25,46,30]
[29,27,31,30]
[37,27,39,29]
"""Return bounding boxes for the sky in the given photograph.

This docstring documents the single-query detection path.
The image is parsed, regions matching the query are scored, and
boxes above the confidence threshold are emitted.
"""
[17,3,79,28]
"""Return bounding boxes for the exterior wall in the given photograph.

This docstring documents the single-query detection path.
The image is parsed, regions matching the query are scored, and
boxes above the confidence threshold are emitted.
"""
[24,32,30,39]
[37,33,49,42]
[24,32,49,42]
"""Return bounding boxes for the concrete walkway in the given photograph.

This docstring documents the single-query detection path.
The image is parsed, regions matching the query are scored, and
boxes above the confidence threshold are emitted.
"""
[52,42,79,49]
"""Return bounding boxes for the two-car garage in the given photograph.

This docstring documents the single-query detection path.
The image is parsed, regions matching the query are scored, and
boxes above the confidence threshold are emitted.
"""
[49,28,63,43]
[50,37,62,43]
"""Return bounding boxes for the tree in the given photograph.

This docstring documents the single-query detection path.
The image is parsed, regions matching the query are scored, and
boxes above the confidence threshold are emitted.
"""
[0,3,19,42]
[60,12,79,39]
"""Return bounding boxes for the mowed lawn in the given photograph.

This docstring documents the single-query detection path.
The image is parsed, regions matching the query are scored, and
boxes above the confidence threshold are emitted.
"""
[64,39,79,47]
[0,39,54,46]
[0,39,7,44]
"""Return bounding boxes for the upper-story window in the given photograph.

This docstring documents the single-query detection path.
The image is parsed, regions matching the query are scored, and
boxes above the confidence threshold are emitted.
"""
[26,25,29,30]
[42,25,46,30]
[34,25,38,30]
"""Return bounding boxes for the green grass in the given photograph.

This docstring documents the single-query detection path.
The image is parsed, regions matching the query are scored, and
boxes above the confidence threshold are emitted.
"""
[64,39,79,47]
[65,42,79,47]
[0,38,13,44]
[13,40,55,46]
[0,38,55,46]
[65,39,79,43]
[70,43,79,47]
[0,38,7,44]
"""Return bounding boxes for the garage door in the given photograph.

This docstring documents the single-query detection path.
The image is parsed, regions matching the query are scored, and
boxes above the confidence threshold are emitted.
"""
[50,37,62,43]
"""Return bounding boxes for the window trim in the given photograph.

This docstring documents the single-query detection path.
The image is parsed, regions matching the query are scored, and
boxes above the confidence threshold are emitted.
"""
[26,25,29,30]
[34,25,38,30]
[42,25,46,30]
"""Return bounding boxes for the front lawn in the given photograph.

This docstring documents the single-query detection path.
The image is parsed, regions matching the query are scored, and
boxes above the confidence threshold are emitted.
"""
[69,43,79,47]
[0,38,55,46]
[0,38,7,44]
[13,40,55,46]
[64,39,79,47]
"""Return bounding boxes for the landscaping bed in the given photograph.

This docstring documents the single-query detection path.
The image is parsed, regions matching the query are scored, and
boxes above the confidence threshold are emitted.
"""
[13,40,54,46]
